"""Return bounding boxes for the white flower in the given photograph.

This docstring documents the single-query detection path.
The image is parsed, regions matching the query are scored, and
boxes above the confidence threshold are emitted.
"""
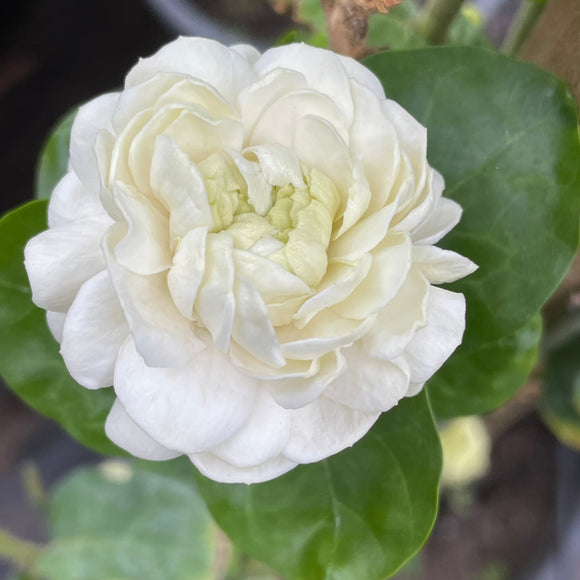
[25,38,476,484]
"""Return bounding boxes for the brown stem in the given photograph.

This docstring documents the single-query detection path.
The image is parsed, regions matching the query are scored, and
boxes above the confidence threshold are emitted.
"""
[321,0,404,58]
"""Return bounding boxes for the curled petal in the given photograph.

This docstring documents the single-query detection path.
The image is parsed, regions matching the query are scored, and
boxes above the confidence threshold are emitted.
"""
[232,276,285,368]
[106,398,181,461]
[46,311,66,343]
[267,350,346,409]
[114,338,258,454]
[70,92,119,191]
[196,233,236,353]
[284,396,379,463]
[212,389,291,468]
[412,195,463,245]
[25,218,109,312]
[125,37,257,104]
[364,269,429,360]
[61,270,129,390]
[403,287,466,383]
[104,226,204,367]
[412,246,478,284]
[256,43,354,124]
[48,172,109,228]
[191,451,297,485]
[324,343,410,412]
[334,233,411,319]
[167,227,208,319]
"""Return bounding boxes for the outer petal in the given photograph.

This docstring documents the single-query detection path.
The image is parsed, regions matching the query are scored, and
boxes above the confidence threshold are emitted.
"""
[212,389,291,468]
[191,452,297,485]
[70,92,119,191]
[412,246,478,284]
[48,172,108,228]
[61,271,129,390]
[324,342,410,413]
[256,43,355,124]
[104,226,204,367]
[412,196,463,245]
[283,396,379,463]
[336,54,385,98]
[24,218,109,312]
[46,311,66,343]
[403,287,466,383]
[114,338,258,454]
[125,37,257,105]
[105,398,181,461]
[364,269,429,360]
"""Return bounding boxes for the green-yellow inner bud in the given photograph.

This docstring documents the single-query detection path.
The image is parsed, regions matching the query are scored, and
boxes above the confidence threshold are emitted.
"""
[198,153,340,287]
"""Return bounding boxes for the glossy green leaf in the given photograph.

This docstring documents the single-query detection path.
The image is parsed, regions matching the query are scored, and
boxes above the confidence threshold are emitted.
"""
[35,109,76,199]
[541,330,580,450]
[429,314,542,418]
[0,201,119,455]
[365,47,580,345]
[36,460,218,580]
[196,392,441,580]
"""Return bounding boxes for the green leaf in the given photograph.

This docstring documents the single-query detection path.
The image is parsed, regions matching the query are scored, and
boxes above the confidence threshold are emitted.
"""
[365,47,580,346]
[196,392,441,580]
[541,330,580,450]
[0,201,119,455]
[367,2,426,50]
[35,109,76,199]
[36,460,218,580]
[429,314,542,418]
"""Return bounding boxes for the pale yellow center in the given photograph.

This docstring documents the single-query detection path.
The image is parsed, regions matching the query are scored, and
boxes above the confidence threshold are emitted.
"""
[198,153,340,287]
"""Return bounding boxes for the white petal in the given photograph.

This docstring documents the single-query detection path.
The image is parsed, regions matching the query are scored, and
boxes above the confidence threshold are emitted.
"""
[324,343,410,412]
[256,43,354,124]
[251,89,348,149]
[232,277,285,368]
[283,396,379,463]
[239,68,307,139]
[106,398,181,461]
[61,271,129,390]
[70,92,119,191]
[112,182,171,275]
[46,311,66,343]
[413,196,463,245]
[212,389,291,468]
[230,43,261,65]
[191,451,297,484]
[114,338,258,454]
[279,311,375,360]
[125,37,257,104]
[227,150,272,215]
[329,203,397,261]
[349,81,400,213]
[294,255,372,325]
[412,246,478,284]
[245,144,304,188]
[48,172,108,228]
[104,226,204,367]
[334,233,411,319]
[150,135,213,237]
[382,99,427,192]
[112,73,184,133]
[163,109,244,164]
[196,233,236,352]
[233,249,311,304]
[24,218,109,312]
[337,55,385,98]
[167,227,208,318]
[403,287,466,383]
[267,350,346,410]
[364,269,429,360]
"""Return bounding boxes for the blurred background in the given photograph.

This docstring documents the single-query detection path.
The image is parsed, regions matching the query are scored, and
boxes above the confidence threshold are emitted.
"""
[0,1,579,579]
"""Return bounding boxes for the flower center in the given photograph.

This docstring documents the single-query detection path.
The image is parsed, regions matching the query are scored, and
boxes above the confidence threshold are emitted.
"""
[199,152,340,287]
